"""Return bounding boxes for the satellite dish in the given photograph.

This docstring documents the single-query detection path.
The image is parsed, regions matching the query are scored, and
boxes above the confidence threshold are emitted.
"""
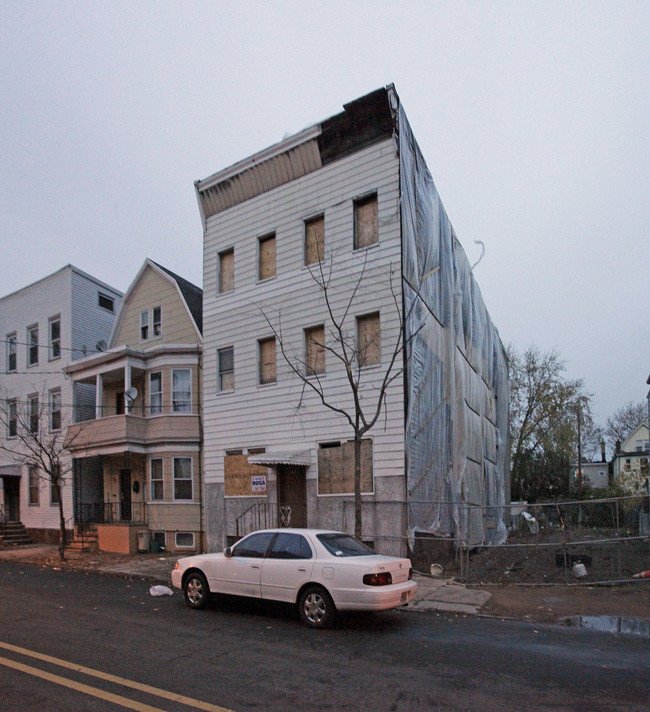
[96,340,107,352]
[125,387,138,401]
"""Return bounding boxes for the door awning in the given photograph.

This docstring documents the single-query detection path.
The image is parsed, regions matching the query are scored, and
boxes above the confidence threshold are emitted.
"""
[0,464,22,477]
[247,450,311,467]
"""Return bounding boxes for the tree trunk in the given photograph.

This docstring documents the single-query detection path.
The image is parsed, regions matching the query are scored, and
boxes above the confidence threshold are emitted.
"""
[354,435,362,540]
[56,484,66,561]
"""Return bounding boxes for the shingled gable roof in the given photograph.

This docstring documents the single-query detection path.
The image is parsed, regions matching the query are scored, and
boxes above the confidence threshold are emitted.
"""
[150,261,203,334]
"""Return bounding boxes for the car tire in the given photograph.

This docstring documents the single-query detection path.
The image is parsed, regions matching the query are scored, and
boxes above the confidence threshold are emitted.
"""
[183,571,209,609]
[298,585,336,628]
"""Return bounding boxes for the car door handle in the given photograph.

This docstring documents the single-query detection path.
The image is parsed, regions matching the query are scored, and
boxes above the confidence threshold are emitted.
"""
[298,568,307,572]
[251,565,260,569]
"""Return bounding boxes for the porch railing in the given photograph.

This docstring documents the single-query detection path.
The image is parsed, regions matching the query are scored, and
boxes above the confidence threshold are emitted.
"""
[76,501,146,525]
[236,503,293,538]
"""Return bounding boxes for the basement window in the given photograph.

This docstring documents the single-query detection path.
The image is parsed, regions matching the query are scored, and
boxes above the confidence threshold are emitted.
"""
[175,532,195,549]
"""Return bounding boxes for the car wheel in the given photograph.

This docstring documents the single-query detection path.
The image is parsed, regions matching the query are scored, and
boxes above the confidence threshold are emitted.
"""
[298,586,336,628]
[183,571,209,609]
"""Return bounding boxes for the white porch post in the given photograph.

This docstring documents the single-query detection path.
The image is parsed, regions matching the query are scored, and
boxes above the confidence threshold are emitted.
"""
[124,363,132,413]
[95,374,103,419]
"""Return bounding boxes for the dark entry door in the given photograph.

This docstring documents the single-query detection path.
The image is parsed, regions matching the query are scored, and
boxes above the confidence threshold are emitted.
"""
[277,465,306,528]
[4,477,20,520]
[119,469,132,521]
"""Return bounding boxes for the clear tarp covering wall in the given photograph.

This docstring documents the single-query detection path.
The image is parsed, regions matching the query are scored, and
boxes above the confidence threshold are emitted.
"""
[398,103,509,547]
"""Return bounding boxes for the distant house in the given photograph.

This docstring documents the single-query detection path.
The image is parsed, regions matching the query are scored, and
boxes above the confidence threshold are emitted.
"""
[0,266,122,542]
[572,461,610,491]
[611,423,649,495]
[63,260,203,554]
[195,85,509,555]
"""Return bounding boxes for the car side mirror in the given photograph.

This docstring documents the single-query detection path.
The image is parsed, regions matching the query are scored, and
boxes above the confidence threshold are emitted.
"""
[223,547,232,557]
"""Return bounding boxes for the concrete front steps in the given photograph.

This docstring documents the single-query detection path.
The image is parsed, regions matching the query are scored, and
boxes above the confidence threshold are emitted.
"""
[0,521,33,547]
[66,524,99,552]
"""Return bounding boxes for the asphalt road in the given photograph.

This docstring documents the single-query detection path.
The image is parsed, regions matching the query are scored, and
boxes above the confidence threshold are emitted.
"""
[0,561,648,712]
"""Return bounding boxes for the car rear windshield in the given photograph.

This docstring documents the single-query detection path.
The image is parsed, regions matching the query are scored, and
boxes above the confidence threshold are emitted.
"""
[317,533,376,557]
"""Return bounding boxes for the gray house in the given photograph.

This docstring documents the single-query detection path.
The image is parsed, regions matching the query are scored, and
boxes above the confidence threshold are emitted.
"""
[0,266,122,542]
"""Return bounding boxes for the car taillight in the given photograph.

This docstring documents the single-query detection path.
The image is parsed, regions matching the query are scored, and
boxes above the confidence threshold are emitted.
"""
[363,572,393,586]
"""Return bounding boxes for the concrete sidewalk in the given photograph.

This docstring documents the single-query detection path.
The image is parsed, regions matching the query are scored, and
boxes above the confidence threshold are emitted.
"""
[0,544,491,615]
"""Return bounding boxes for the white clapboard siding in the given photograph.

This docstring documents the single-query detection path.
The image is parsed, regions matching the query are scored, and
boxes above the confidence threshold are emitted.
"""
[202,139,405,486]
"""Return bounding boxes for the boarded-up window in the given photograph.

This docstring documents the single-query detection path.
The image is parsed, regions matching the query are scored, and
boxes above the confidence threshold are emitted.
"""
[357,312,380,367]
[317,440,373,495]
[224,454,268,497]
[305,325,325,376]
[305,215,324,265]
[219,248,234,293]
[259,337,276,384]
[354,193,378,249]
[258,233,276,281]
[218,347,234,391]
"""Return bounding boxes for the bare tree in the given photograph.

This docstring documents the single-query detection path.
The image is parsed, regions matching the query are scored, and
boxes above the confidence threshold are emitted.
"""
[0,388,73,560]
[259,250,416,539]
[604,400,647,452]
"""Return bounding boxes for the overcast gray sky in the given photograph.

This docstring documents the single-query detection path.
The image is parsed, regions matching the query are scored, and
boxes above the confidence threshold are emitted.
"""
[1,1,648,426]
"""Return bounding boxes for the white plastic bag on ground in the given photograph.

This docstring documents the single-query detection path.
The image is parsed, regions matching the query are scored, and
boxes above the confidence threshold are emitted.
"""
[149,585,174,596]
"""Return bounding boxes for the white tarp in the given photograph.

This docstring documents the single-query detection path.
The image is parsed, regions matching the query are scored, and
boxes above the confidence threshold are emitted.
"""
[398,102,509,546]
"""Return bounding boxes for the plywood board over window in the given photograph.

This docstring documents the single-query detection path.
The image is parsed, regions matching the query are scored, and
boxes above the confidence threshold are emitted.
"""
[259,337,276,384]
[354,193,378,249]
[318,439,373,495]
[219,248,234,293]
[305,215,324,265]
[258,233,276,281]
[305,325,325,376]
[225,454,268,496]
[357,312,381,367]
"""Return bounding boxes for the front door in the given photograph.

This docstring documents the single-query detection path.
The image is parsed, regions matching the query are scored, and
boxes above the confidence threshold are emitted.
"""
[3,477,20,521]
[119,469,132,521]
[277,465,307,528]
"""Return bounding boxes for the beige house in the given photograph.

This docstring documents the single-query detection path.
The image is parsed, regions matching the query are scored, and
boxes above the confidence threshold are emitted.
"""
[64,260,203,554]
[612,422,649,495]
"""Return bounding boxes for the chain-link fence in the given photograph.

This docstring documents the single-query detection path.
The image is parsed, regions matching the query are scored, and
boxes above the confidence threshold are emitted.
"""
[342,495,650,585]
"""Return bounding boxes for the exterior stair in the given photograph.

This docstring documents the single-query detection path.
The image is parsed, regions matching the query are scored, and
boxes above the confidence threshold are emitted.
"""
[0,521,33,547]
[67,524,99,552]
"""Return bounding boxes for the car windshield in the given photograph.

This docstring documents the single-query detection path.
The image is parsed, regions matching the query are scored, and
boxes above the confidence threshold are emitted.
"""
[317,533,376,557]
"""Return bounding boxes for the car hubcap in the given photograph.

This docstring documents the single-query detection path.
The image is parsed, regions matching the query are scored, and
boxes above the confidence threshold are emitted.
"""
[187,578,203,604]
[304,593,326,623]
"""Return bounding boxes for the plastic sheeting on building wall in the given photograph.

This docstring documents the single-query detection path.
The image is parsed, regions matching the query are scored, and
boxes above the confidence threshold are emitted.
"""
[397,101,509,547]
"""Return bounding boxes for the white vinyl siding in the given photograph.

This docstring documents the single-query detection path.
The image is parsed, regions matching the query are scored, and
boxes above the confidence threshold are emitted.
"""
[201,140,404,492]
[0,266,121,535]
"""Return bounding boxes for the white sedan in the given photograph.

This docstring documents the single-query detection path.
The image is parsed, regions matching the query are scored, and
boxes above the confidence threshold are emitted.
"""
[172,528,417,628]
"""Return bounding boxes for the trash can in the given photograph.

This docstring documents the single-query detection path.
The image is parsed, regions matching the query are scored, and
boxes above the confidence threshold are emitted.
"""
[137,530,151,553]
[149,538,161,553]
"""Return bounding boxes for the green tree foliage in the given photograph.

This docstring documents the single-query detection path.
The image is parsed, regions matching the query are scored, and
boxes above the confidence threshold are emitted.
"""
[508,345,593,502]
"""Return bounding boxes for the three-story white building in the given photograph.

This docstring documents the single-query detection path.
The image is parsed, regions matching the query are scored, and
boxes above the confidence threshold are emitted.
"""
[197,86,509,556]
[0,266,122,542]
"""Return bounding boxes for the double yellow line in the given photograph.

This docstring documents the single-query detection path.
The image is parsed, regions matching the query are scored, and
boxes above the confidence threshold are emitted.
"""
[0,640,234,712]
